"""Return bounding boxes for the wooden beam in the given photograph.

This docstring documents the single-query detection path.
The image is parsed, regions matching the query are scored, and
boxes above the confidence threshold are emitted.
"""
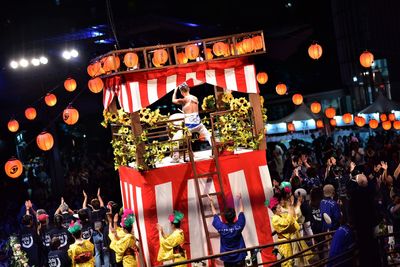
[213,85,225,110]
[130,112,146,170]
[249,93,266,150]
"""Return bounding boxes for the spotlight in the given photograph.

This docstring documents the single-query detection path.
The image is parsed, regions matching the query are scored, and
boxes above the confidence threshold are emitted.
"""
[10,61,19,69]
[39,56,48,64]
[70,49,79,58]
[62,50,71,60]
[19,59,29,68]
[31,58,40,66]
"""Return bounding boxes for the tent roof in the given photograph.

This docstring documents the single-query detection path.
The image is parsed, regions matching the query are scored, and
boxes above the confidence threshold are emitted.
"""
[358,92,400,114]
[270,103,320,123]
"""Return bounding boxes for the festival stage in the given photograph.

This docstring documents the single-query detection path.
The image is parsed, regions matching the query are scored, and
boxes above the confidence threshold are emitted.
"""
[119,149,275,266]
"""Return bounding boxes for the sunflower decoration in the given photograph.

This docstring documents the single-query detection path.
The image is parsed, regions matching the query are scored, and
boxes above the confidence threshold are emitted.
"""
[221,92,234,109]
[117,108,131,126]
[202,95,216,111]
[140,108,152,125]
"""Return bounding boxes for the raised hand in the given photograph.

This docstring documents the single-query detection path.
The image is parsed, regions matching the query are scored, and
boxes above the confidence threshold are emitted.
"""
[97,188,101,197]
[381,161,388,170]
[83,190,87,198]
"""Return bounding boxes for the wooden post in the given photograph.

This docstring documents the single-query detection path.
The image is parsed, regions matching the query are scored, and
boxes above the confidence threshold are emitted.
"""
[249,93,266,150]
[130,112,146,170]
[214,85,225,110]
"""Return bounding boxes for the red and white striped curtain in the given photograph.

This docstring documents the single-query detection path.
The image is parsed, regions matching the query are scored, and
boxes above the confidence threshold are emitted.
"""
[103,58,259,113]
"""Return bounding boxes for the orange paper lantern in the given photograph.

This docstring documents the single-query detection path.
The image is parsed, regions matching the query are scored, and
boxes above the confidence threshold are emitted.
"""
[205,48,213,60]
[252,36,263,50]
[360,50,374,68]
[382,121,392,130]
[153,49,168,65]
[330,119,337,126]
[308,43,323,60]
[380,114,388,122]
[325,107,336,119]
[256,72,268,84]
[176,52,188,64]
[310,102,322,114]
[5,158,23,178]
[103,55,120,72]
[342,113,352,124]
[64,78,77,92]
[316,119,324,128]
[241,38,254,53]
[63,106,79,125]
[287,122,295,132]
[354,116,366,127]
[25,107,37,120]
[213,42,227,56]
[88,78,104,93]
[123,52,139,68]
[7,119,19,132]
[45,93,57,107]
[275,83,287,95]
[394,121,400,130]
[369,119,379,129]
[389,113,396,122]
[292,94,303,105]
[185,44,199,60]
[36,132,54,151]
[87,62,103,77]
[223,43,231,57]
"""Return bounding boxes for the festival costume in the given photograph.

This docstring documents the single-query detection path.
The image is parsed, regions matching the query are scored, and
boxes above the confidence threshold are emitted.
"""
[67,221,95,267]
[109,228,137,267]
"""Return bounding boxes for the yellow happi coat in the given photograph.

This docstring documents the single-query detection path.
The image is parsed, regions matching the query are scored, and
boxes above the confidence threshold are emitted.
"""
[68,240,95,267]
[157,229,186,267]
[109,227,137,267]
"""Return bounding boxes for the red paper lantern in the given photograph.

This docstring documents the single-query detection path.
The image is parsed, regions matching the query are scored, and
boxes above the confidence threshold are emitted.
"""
[292,94,303,105]
[103,55,120,72]
[205,48,213,60]
[256,72,268,84]
[369,119,379,129]
[380,114,388,122]
[316,119,324,128]
[185,44,199,60]
[389,113,396,122]
[354,116,366,127]
[241,38,254,53]
[88,78,104,93]
[63,106,79,125]
[45,94,57,107]
[64,78,77,92]
[382,121,392,130]
[310,102,321,114]
[252,36,263,50]
[153,49,168,65]
[124,52,139,68]
[4,158,23,179]
[325,107,336,119]
[7,119,19,132]
[36,132,54,151]
[330,119,337,126]
[360,50,374,68]
[25,107,37,120]
[287,122,295,132]
[87,62,103,77]
[308,43,323,60]
[176,52,188,64]
[275,83,287,95]
[394,121,400,130]
[213,42,227,56]
[342,113,353,124]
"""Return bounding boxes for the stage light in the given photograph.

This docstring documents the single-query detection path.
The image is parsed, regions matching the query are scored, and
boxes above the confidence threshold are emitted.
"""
[39,56,48,64]
[10,61,18,69]
[62,50,71,60]
[19,59,29,68]
[70,49,79,58]
[31,58,40,66]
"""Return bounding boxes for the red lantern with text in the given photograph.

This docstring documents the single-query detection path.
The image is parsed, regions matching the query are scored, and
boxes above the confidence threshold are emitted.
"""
[292,94,303,105]
[177,52,188,64]
[330,119,337,126]
[342,113,352,124]
[380,114,388,122]
[63,106,79,125]
[256,72,268,84]
[153,49,168,65]
[241,38,254,53]
[64,78,77,92]
[213,42,227,56]
[394,121,400,130]
[252,36,263,50]
[88,78,104,93]
[360,50,374,68]
[275,83,287,95]
[316,119,324,128]
[45,94,57,107]
[185,44,199,60]
[382,121,391,130]
[25,107,37,120]
[325,107,336,119]
[310,102,322,114]
[123,52,139,68]
[369,119,378,129]
[389,113,396,122]
[354,116,366,127]
[5,158,23,179]
[287,122,295,132]
[308,43,323,60]
[8,119,19,132]
[36,132,54,151]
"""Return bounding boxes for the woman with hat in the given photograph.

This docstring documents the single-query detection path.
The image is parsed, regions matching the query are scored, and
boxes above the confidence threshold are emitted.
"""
[67,221,95,266]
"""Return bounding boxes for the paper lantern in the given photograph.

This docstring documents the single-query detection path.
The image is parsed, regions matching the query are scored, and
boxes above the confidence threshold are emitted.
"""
[287,122,295,132]
[123,52,139,68]
[241,38,254,53]
[152,57,162,68]
[316,119,324,128]
[5,158,23,179]
[325,107,336,119]
[88,78,104,93]
[64,78,77,92]
[103,55,120,72]
[360,50,374,68]
[153,49,168,65]
[185,44,199,60]
[36,132,54,151]
[252,36,263,50]
[25,107,37,120]
[235,42,244,55]
[354,116,366,127]
[292,94,303,105]
[380,114,388,122]
[389,113,396,122]
[308,43,323,60]
[256,72,268,84]
[382,121,391,130]
[275,83,287,95]
[330,119,337,126]
[205,48,213,60]
[223,43,231,57]
[342,113,352,124]
[213,42,227,56]
[87,62,103,77]
[45,93,57,107]
[310,102,321,114]
[394,121,400,130]
[8,119,19,132]
[63,106,79,125]
[369,119,378,129]
[176,52,188,64]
